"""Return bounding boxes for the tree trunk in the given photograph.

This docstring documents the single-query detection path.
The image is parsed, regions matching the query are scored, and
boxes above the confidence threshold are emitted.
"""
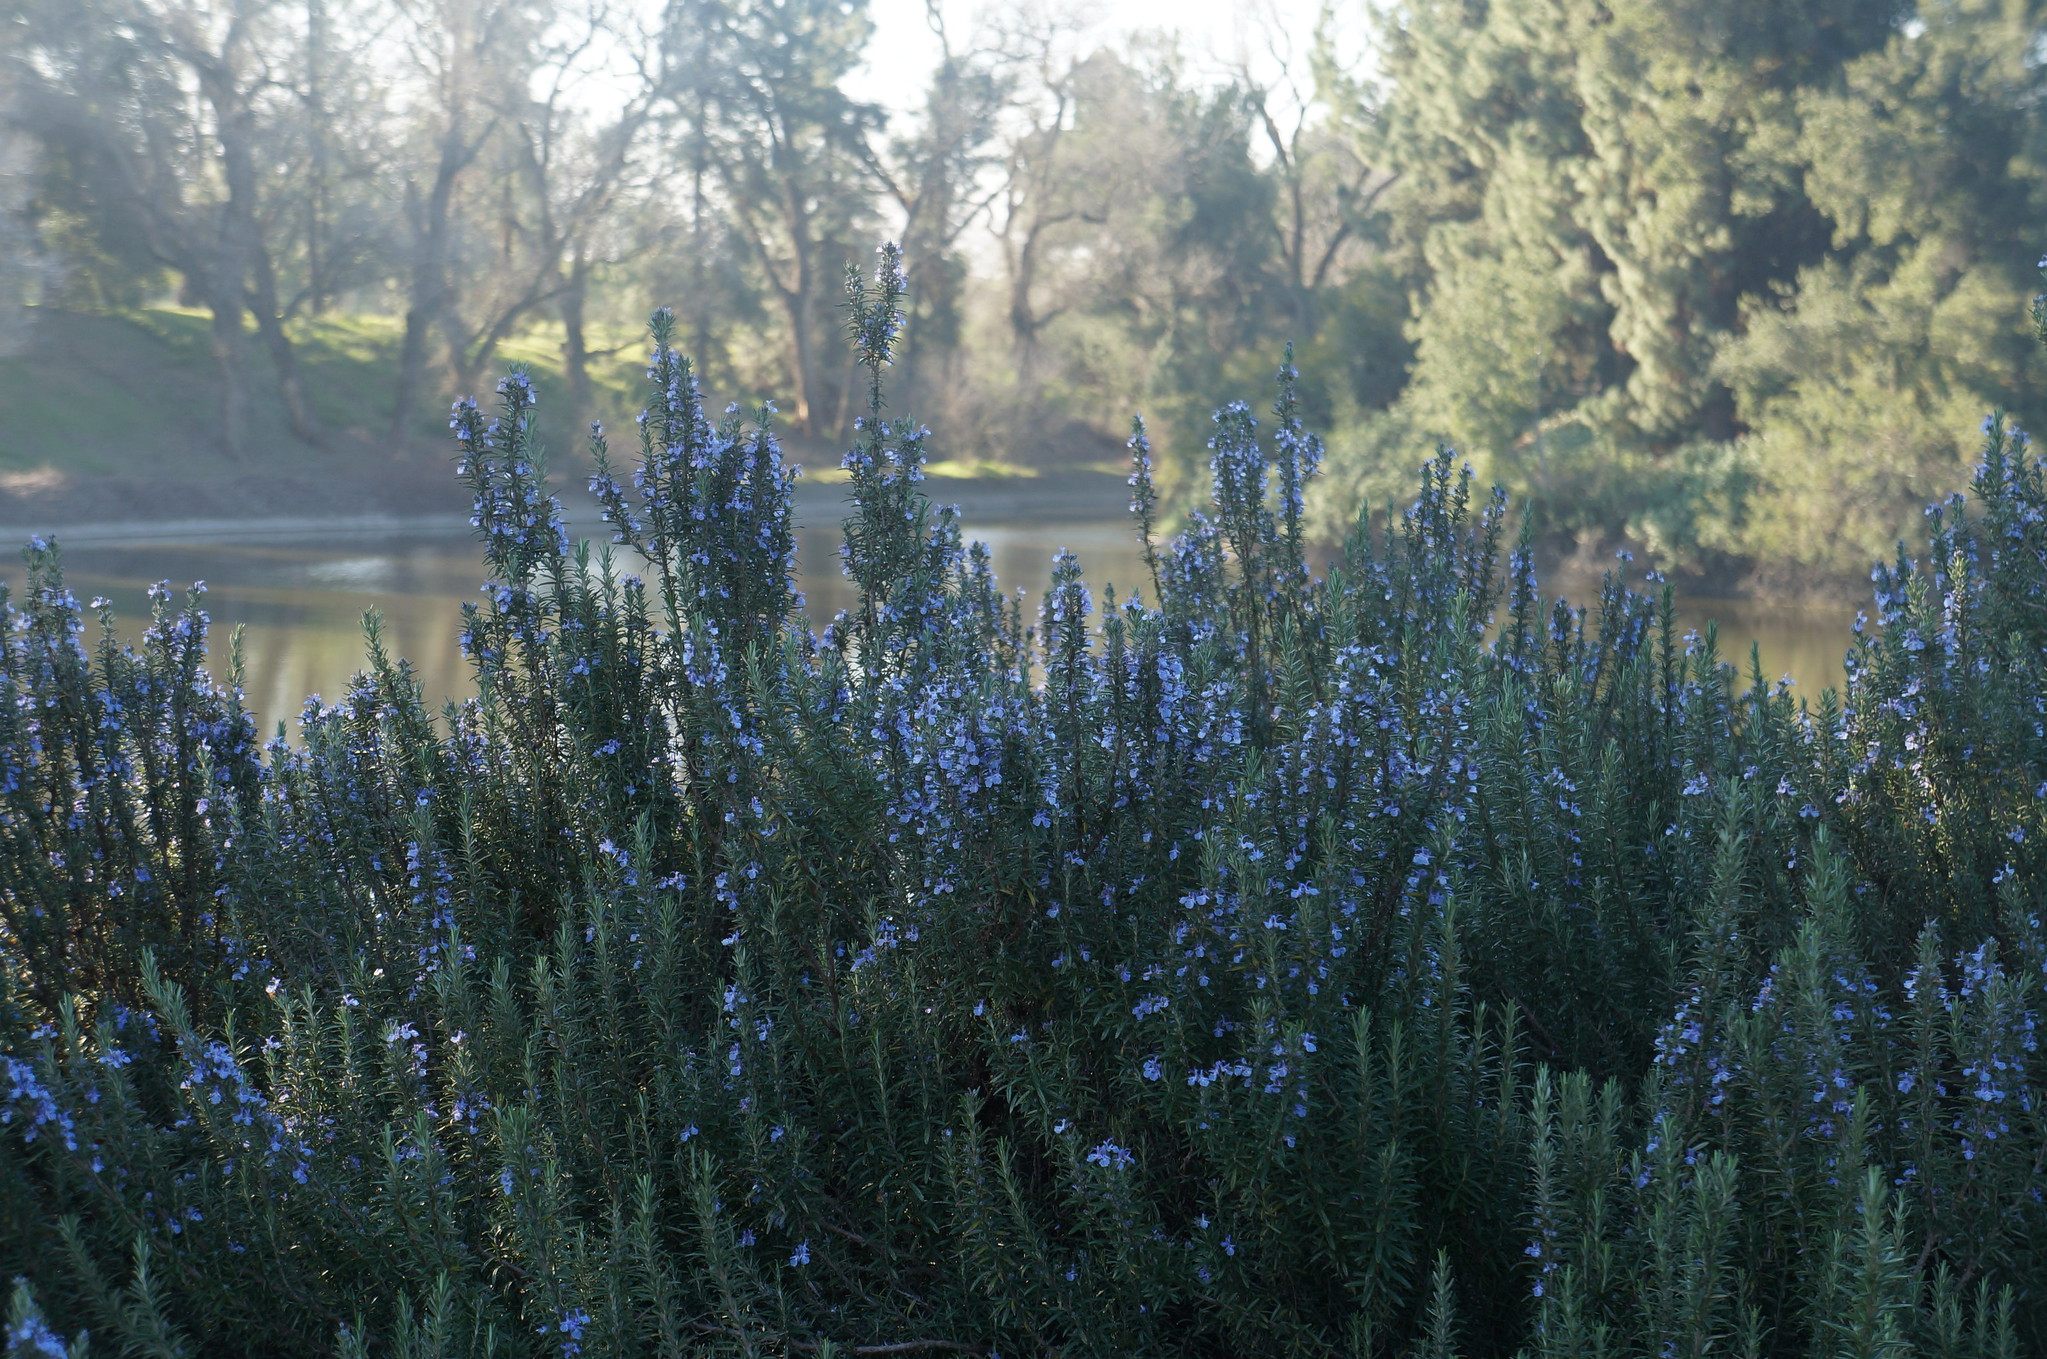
[561,248,593,435]
[390,164,459,443]
[390,304,434,444]
[786,283,818,434]
[782,184,821,434]
[207,279,252,460]
[1006,215,1053,393]
[206,56,318,448]
[247,246,318,446]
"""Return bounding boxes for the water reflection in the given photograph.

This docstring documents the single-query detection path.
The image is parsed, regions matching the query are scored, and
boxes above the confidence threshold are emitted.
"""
[1540,562,1858,706]
[1671,595,1859,702]
[794,521,1157,625]
[6,515,1863,735]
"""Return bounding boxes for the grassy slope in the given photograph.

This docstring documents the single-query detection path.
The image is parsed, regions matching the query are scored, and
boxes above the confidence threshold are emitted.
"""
[0,308,1146,546]
[0,308,648,524]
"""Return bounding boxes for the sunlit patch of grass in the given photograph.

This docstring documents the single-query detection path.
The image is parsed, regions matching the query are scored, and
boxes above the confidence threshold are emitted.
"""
[923,458,1036,479]
[0,307,669,480]
[0,309,222,473]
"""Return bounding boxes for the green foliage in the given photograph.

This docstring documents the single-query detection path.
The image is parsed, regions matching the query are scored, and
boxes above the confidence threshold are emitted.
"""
[2,260,2047,1356]
[17,0,2047,586]
[1337,0,2047,580]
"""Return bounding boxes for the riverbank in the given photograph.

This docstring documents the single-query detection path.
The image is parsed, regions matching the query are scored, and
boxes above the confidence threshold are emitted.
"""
[0,467,1140,550]
[1,308,1876,620]
[0,308,1144,536]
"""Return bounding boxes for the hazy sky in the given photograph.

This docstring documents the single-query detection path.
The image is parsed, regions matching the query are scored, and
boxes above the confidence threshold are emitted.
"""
[847,0,1353,115]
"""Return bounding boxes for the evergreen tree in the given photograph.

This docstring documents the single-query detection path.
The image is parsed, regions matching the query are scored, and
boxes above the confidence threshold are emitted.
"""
[1715,0,2047,573]
[1347,0,2047,580]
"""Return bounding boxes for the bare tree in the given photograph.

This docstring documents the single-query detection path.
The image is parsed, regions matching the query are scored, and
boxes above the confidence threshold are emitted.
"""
[384,0,532,440]
[509,0,671,430]
[1232,7,1394,339]
[988,7,1098,392]
[981,26,1300,460]
[385,0,669,437]
[301,0,334,312]
[866,1,1011,397]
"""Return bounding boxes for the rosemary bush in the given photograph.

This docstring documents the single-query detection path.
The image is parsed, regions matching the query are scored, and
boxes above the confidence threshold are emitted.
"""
[2,247,2043,1357]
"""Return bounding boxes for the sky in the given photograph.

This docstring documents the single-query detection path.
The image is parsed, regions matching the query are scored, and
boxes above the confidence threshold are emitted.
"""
[846,0,1359,117]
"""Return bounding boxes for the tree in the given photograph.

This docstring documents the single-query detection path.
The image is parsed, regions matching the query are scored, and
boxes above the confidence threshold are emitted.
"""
[681,0,881,436]
[289,0,398,320]
[869,0,1011,405]
[7,0,326,455]
[0,78,50,356]
[1234,8,1393,345]
[443,0,675,433]
[991,40,1281,461]
[535,3,673,432]
[384,0,545,441]
[1358,0,1929,554]
[987,9,1093,399]
[1713,0,2047,574]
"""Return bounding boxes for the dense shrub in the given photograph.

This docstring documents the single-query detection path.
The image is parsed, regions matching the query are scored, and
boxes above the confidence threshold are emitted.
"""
[2,248,2044,1356]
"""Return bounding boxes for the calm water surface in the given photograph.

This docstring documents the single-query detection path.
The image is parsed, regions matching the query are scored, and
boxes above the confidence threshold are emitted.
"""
[9,514,1862,734]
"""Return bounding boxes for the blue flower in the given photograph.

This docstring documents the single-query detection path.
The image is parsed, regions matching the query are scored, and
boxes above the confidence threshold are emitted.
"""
[553,1309,590,1359]
[1086,1140,1134,1170]
[5,1307,69,1359]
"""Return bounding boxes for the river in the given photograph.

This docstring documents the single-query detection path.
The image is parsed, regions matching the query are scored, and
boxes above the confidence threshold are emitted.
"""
[0,497,1863,734]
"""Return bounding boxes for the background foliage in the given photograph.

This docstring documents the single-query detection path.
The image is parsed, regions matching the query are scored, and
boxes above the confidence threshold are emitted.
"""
[4,1,2044,581]
[1326,0,2047,583]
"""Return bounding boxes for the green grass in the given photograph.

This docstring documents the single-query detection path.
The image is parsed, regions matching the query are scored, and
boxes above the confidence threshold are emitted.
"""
[0,310,216,475]
[0,306,650,486]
